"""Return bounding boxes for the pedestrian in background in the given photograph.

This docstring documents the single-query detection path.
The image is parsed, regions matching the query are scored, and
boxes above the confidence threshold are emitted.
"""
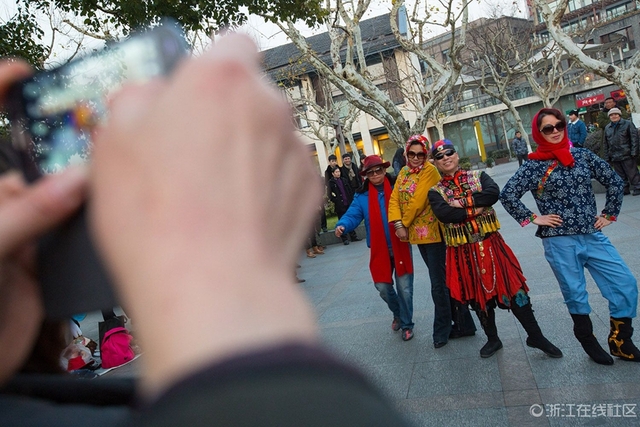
[328,167,360,244]
[567,109,587,148]
[604,107,640,196]
[511,131,528,166]
[340,152,362,191]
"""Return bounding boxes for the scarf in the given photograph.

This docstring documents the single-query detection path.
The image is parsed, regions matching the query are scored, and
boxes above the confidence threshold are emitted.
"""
[368,178,413,283]
[528,109,575,167]
[405,137,428,174]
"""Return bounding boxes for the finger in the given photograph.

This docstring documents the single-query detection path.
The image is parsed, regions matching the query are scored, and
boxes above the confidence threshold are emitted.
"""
[0,166,87,257]
[203,33,259,72]
[0,172,27,204]
[0,60,32,107]
[101,79,167,135]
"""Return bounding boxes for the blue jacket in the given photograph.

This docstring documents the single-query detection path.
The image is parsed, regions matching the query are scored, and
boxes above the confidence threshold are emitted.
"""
[567,119,587,147]
[336,182,392,250]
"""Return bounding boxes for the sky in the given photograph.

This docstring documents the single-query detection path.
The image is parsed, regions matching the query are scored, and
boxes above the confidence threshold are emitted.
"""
[239,0,530,52]
[1,0,530,59]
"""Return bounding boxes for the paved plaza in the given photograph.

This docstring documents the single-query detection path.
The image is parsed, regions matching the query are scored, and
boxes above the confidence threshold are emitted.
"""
[299,160,640,427]
[81,159,640,426]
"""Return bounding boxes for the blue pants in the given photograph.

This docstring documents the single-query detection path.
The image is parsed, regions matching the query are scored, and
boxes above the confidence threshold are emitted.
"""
[374,263,414,330]
[543,233,638,318]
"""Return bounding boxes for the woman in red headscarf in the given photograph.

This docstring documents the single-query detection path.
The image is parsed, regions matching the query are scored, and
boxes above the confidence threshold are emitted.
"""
[388,134,476,348]
[500,108,640,365]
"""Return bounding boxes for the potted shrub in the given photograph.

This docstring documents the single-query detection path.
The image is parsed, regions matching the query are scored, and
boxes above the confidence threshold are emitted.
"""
[491,149,510,165]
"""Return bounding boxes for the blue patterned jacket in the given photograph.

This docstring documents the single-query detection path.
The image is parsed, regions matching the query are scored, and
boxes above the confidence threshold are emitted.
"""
[499,148,623,238]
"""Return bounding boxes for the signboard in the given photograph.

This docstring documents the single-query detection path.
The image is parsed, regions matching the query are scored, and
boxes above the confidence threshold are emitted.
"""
[611,89,626,100]
[576,93,605,107]
[575,89,605,108]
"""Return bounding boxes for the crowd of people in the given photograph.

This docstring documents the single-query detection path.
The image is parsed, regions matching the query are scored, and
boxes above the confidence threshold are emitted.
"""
[0,30,638,427]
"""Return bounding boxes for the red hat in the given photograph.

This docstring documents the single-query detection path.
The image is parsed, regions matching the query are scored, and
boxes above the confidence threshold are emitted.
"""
[360,155,390,176]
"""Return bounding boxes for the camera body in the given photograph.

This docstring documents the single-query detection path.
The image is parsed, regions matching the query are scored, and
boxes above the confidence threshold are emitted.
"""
[6,22,189,319]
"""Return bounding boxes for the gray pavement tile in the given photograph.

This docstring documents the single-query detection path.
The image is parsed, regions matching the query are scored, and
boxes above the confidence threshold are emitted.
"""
[407,358,503,398]
[359,362,416,400]
[409,407,510,427]
[397,391,505,412]
[506,406,552,427]
[528,347,638,389]
[504,389,543,407]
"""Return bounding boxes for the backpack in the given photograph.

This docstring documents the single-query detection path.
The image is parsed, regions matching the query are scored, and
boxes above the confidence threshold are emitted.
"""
[101,326,135,368]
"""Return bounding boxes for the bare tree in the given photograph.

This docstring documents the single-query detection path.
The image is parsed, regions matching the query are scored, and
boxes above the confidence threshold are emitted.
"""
[533,0,640,123]
[262,0,472,147]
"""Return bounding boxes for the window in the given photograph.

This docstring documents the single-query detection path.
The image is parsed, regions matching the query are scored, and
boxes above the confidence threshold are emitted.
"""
[606,3,632,20]
[293,104,309,129]
[601,27,635,53]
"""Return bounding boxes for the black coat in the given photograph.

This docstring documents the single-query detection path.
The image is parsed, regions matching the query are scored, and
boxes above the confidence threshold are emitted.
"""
[604,118,639,162]
[328,176,354,215]
[340,163,362,191]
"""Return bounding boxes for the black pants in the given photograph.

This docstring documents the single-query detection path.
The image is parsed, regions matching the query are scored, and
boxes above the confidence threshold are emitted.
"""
[516,154,527,166]
[612,157,640,193]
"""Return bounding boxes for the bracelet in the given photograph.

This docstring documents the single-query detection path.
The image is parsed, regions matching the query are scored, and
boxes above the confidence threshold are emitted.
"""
[394,221,405,229]
[601,213,616,221]
[521,213,538,226]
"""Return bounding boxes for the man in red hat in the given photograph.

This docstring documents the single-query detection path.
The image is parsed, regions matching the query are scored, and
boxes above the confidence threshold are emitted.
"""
[335,155,415,341]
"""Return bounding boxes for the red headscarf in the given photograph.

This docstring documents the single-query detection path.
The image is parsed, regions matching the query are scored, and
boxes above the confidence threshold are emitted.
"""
[528,108,575,167]
[405,134,429,173]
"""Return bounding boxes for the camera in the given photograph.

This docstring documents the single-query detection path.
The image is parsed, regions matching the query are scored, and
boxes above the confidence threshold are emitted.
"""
[6,21,189,319]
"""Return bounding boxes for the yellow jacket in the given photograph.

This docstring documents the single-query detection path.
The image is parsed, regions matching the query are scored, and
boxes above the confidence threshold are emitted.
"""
[388,163,443,244]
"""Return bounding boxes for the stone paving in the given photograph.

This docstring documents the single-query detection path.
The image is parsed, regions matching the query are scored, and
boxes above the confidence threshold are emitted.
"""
[80,159,640,426]
[298,159,640,427]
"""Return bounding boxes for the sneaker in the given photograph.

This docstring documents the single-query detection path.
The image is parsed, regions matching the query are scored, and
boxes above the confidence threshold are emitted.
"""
[434,341,447,348]
[343,240,350,245]
[402,329,414,341]
[351,237,361,242]
[391,318,401,331]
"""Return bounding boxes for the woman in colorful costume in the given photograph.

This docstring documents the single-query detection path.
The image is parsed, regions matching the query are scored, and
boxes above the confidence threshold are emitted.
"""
[336,155,415,341]
[388,135,475,348]
[500,108,640,365]
[428,139,562,359]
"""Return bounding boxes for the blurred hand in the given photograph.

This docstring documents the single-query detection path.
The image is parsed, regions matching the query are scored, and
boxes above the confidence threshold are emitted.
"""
[533,214,563,228]
[0,169,87,385]
[90,34,321,396]
[0,60,88,386]
[594,216,611,230]
[335,226,345,237]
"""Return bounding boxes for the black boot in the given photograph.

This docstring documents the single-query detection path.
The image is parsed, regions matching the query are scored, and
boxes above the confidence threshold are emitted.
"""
[511,302,562,358]
[608,317,640,362]
[477,307,502,358]
[450,299,476,339]
[571,314,613,365]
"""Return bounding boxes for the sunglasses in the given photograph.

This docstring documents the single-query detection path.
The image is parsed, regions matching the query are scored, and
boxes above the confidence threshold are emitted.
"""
[407,152,426,159]
[434,149,456,161]
[366,166,385,177]
[540,122,566,135]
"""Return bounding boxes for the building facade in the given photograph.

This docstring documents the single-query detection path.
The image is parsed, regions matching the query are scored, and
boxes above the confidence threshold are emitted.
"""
[262,2,639,171]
